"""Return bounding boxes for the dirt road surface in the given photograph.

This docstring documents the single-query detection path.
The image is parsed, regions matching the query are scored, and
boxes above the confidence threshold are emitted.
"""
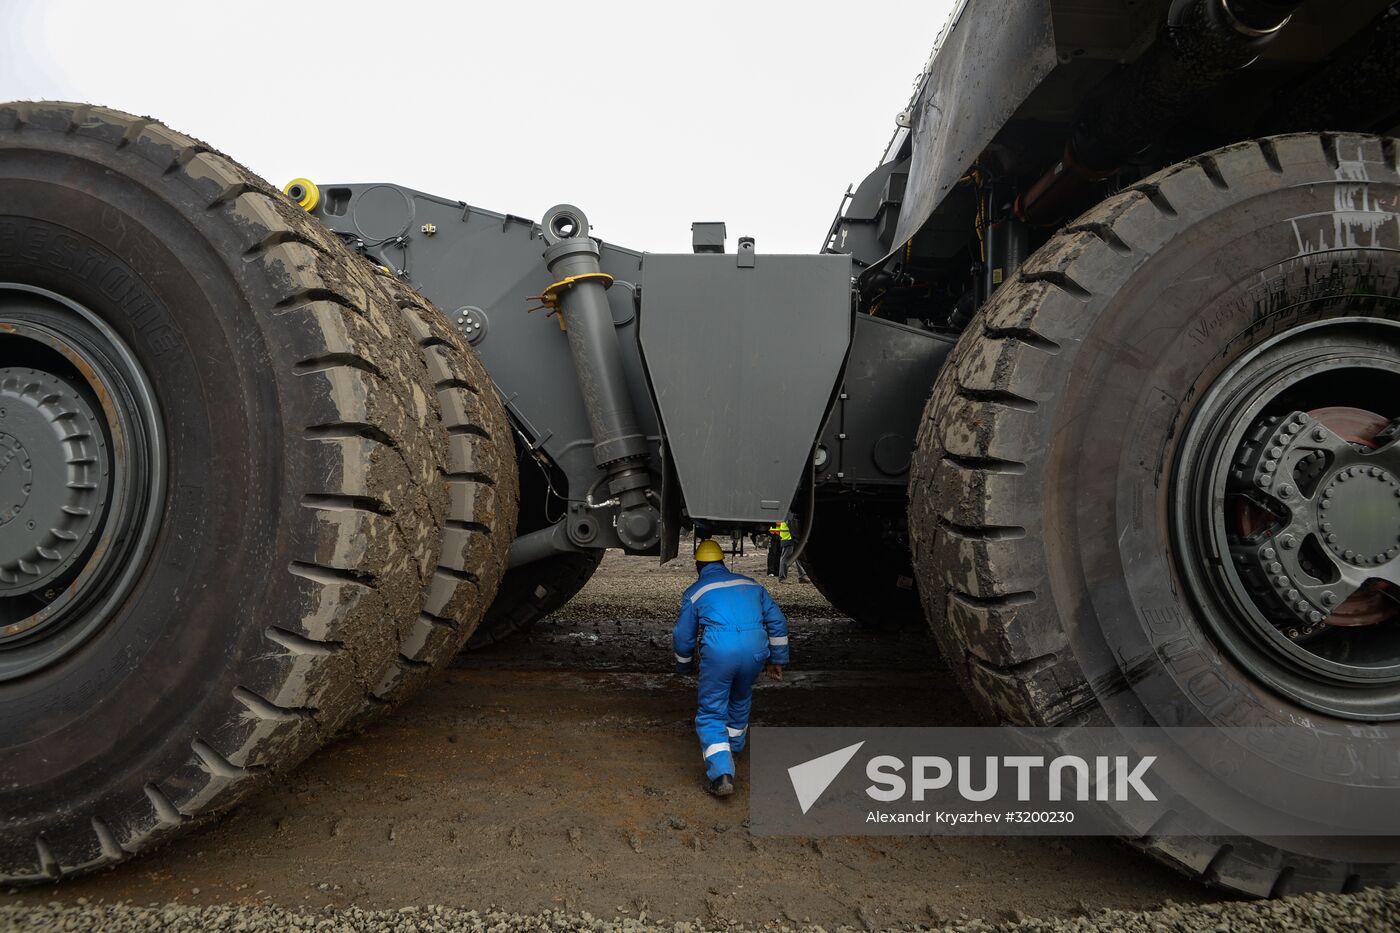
[5,550,1224,929]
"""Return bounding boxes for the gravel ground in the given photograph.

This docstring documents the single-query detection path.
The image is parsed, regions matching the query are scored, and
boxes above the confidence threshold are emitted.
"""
[3,884,1398,932]
[1,549,1389,931]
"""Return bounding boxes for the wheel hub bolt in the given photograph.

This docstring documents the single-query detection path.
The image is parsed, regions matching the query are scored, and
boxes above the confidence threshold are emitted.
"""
[1323,591,1337,605]
[1279,536,1297,550]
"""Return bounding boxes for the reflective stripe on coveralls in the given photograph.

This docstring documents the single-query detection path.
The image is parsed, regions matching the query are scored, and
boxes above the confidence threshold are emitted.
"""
[672,563,790,781]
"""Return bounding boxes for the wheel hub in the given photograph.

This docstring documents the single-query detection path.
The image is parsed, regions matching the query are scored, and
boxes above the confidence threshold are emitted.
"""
[0,368,109,601]
[1318,466,1400,568]
[1173,319,1400,720]
[1230,408,1400,639]
[0,284,165,677]
[0,432,30,525]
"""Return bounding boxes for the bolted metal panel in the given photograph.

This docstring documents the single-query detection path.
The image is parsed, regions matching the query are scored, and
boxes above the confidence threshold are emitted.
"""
[638,252,853,523]
[817,314,954,487]
[309,184,660,552]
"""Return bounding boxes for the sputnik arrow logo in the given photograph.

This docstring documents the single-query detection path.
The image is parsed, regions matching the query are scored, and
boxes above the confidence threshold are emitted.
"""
[787,741,865,814]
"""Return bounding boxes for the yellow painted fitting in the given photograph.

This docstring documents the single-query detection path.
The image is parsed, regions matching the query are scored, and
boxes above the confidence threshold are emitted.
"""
[525,271,615,332]
[282,178,320,212]
[540,272,614,305]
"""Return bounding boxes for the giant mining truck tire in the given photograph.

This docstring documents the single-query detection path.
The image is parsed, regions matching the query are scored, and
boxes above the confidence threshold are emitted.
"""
[910,134,1400,896]
[468,550,602,649]
[466,439,601,650]
[348,268,517,712]
[0,102,512,881]
[803,497,922,630]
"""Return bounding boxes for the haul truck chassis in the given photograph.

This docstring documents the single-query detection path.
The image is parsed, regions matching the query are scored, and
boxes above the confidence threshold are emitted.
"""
[2,0,1400,899]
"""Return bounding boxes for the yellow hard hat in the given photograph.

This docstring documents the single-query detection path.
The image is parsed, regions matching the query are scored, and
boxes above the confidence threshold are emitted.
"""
[695,539,725,563]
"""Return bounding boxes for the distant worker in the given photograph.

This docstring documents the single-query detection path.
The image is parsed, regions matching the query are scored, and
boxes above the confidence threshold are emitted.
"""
[766,522,782,577]
[672,539,790,797]
[774,519,808,583]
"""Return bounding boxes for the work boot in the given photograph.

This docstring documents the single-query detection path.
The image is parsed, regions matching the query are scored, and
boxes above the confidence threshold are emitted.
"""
[708,774,735,797]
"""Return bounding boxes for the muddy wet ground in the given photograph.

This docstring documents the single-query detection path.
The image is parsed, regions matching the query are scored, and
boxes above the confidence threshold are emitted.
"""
[4,550,1223,929]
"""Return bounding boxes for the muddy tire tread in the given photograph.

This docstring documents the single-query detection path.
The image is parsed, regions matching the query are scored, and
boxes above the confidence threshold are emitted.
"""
[349,268,518,708]
[908,133,1400,896]
[0,101,445,882]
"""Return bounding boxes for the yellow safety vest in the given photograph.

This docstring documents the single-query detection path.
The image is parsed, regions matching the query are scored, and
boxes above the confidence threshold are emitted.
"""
[770,522,792,541]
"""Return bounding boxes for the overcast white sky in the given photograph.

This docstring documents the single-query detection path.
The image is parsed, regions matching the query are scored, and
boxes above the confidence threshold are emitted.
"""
[0,0,955,253]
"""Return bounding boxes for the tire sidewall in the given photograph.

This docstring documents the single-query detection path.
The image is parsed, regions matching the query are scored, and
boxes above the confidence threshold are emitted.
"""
[0,153,278,825]
[1043,147,1400,844]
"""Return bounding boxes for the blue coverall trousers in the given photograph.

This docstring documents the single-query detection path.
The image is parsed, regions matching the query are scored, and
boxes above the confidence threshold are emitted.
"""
[694,627,769,781]
[673,563,790,782]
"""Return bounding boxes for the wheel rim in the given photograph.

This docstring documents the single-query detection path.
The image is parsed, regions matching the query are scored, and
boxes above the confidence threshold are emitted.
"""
[1174,316,1400,720]
[0,284,165,680]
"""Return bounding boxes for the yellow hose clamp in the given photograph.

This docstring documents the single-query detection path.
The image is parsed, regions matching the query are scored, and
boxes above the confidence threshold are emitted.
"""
[282,178,320,213]
[525,272,614,331]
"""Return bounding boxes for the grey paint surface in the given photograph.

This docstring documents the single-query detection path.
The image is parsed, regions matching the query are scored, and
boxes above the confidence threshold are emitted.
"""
[313,184,657,551]
[638,252,853,523]
[818,314,954,487]
[313,185,861,535]
[889,0,1056,248]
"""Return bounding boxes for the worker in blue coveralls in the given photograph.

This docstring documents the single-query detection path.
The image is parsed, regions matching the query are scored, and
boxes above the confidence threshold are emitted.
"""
[672,538,790,796]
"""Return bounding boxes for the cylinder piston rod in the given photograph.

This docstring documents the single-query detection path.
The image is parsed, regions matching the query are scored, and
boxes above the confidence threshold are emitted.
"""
[538,204,660,551]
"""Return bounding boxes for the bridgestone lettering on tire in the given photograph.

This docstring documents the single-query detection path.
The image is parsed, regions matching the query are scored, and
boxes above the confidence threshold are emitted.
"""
[910,134,1400,897]
[0,102,505,882]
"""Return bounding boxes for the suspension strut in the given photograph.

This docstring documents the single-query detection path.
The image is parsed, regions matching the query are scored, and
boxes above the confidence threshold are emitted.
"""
[537,204,660,551]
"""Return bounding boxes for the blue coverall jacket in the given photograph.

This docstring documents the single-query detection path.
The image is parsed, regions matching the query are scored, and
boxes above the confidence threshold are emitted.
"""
[672,563,790,780]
